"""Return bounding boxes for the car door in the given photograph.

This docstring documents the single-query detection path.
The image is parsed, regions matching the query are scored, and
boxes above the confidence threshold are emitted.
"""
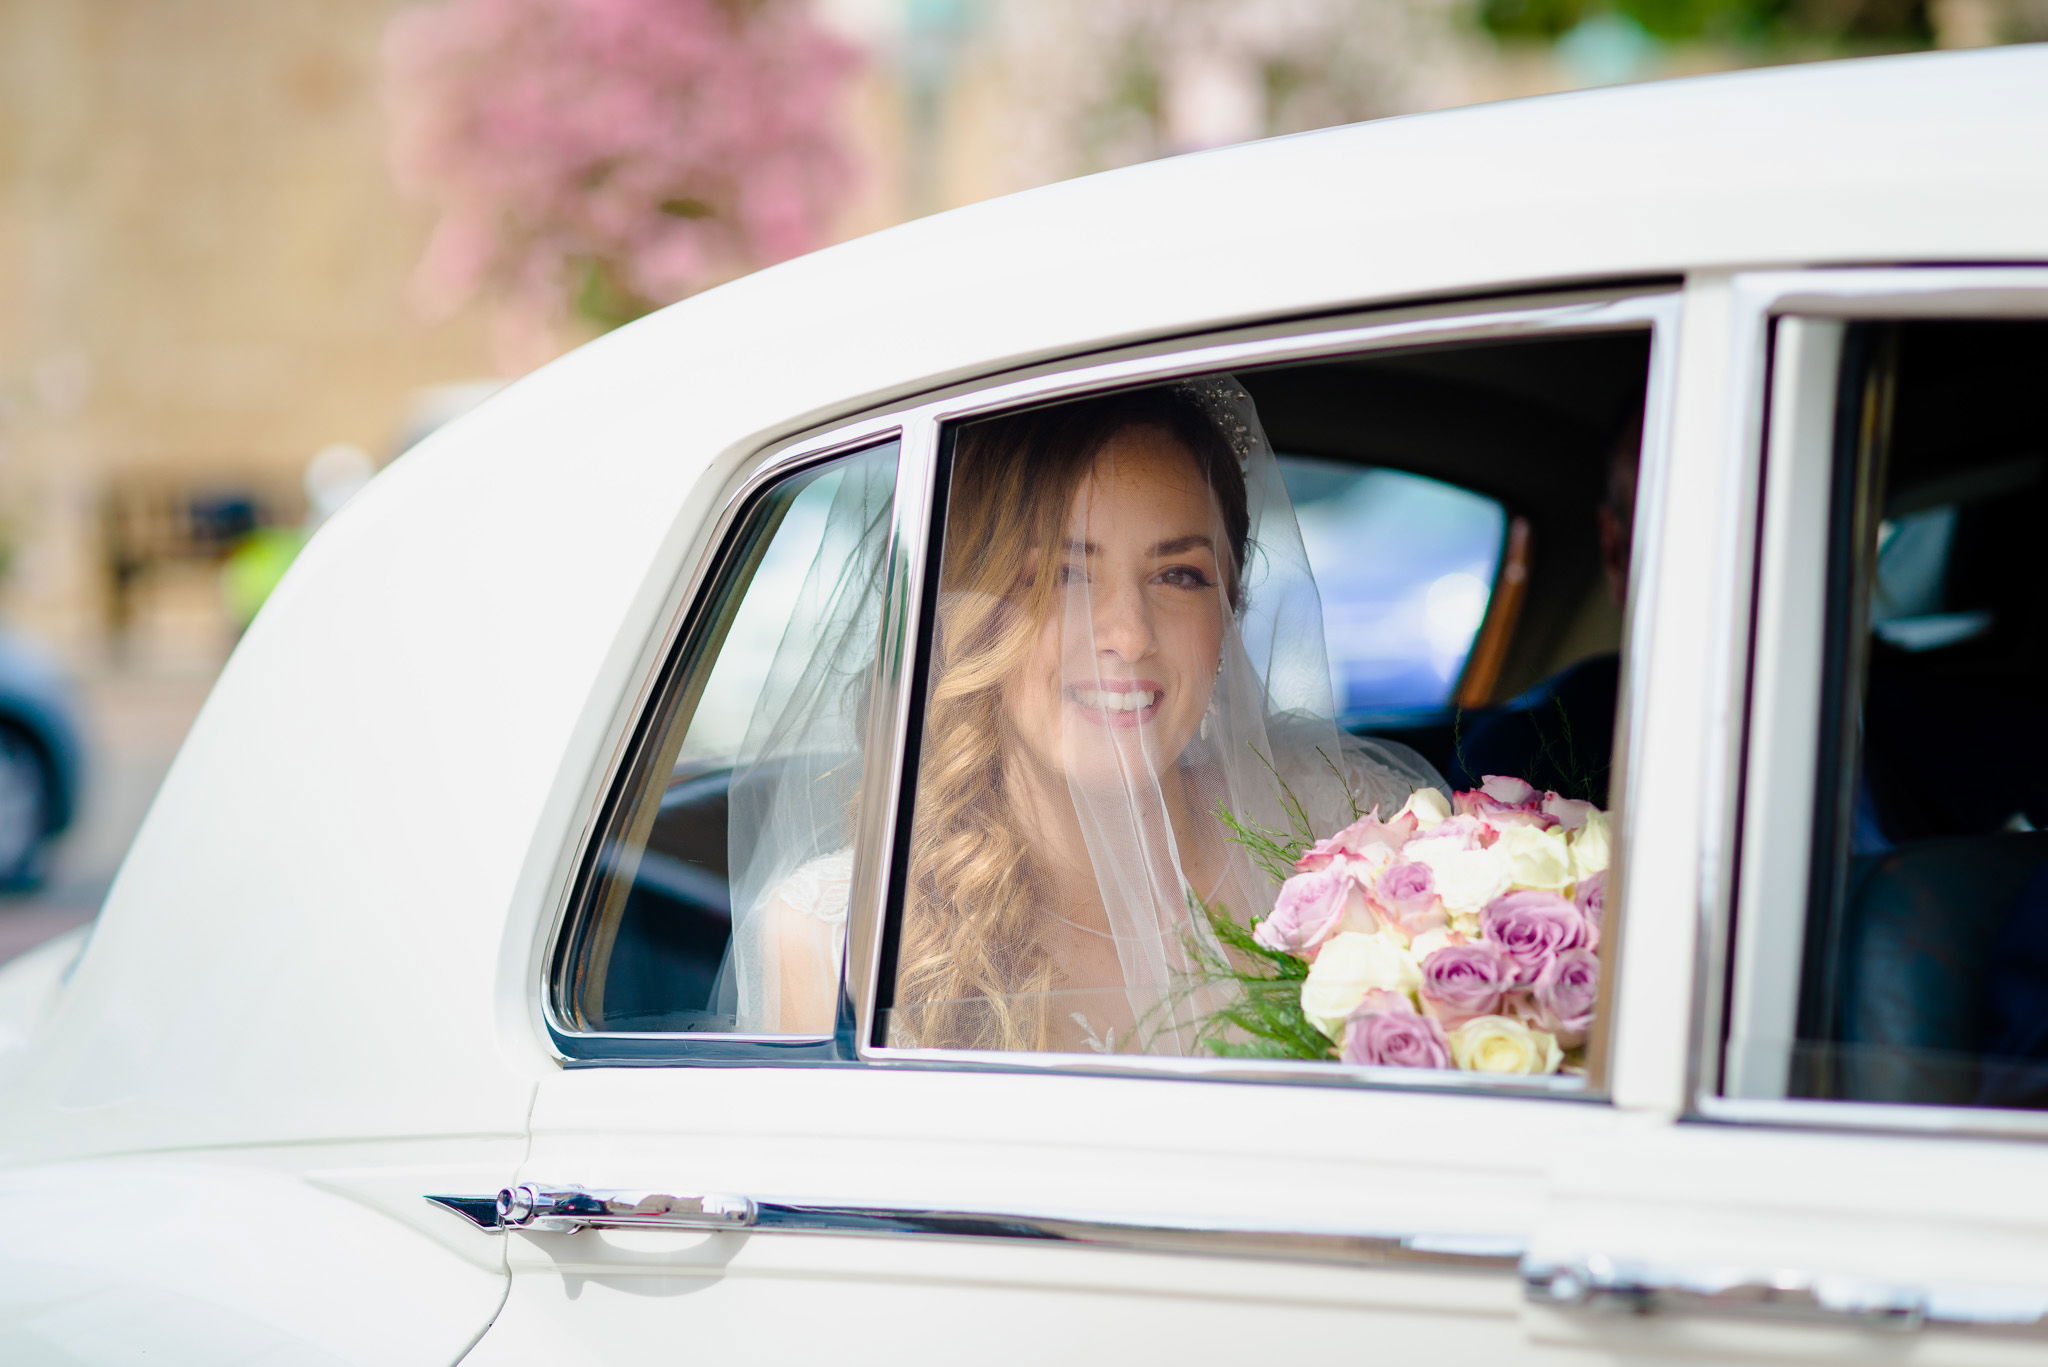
[458,290,1691,1365]
[1523,268,2048,1365]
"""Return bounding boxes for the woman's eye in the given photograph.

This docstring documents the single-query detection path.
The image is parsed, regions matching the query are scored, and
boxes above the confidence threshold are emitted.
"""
[1056,563,1086,586]
[1158,566,1214,589]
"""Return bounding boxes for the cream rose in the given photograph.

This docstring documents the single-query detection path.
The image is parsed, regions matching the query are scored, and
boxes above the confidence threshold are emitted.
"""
[1396,787,1452,829]
[1415,844,1511,917]
[1446,1014,1564,1074]
[1301,930,1421,1040]
[1408,926,1461,962]
[1495,823,1575,891]
[1571,811,1612,881]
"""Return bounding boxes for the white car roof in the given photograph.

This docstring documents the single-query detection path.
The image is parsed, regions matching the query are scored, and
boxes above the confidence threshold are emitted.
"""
[5,46,2045,1160]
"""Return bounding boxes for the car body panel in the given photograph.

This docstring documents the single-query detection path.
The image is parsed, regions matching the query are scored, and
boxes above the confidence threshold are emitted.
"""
[0,1144,515,1366]
[494,1068,1581,1362]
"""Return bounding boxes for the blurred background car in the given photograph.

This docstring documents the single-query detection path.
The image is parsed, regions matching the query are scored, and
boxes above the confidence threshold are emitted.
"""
[0,628,80,891]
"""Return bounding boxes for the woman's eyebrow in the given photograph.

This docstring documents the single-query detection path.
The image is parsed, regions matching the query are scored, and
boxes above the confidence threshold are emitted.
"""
[1062,534,1215,556]
[1149,533,1215,556]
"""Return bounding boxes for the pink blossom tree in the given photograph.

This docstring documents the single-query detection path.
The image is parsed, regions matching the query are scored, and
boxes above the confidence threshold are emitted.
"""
[385,0,862,365]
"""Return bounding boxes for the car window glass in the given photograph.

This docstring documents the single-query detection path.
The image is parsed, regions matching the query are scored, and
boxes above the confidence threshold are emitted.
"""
[878,333,1651,1075]
[1287,459,1507,717]
[556,440,898,1036]
[1745,320,2048,1108]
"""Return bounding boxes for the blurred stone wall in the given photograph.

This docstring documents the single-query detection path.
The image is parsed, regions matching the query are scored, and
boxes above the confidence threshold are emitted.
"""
[0,0,497,666]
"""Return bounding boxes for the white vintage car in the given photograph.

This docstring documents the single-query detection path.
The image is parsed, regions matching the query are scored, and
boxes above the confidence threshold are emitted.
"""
[5,44,2048,1365]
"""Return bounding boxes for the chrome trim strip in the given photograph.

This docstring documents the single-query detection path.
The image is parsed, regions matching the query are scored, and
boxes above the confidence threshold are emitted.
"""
[852,1044,1597,1097]
[424,1194,501,1230]
[1718,317,1844,1103]
[846,415,942,1053]
[1665,272,1775,1115]
[1525,1252,2048,1333]
[746,1201,1521,1272]
[419,1193,1520,1273]
[1727,267,2048,319]
[910,291,1668,431]
[1693,1092,2048,1140]
[1581,289,1685,1096]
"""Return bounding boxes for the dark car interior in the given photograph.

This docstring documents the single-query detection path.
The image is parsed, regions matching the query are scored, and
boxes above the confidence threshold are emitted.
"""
[1245,331,1651,798]
[1795,319,2048,1106]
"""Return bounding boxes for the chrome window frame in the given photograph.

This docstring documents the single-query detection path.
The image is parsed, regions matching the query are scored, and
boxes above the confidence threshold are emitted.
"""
[541,424,910,1059]
[855,287,1677,1099]
[546,283,1683,1100]
[1693,266,2048,1139]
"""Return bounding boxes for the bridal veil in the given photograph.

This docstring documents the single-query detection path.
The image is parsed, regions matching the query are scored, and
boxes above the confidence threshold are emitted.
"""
[719,378,1443,1050]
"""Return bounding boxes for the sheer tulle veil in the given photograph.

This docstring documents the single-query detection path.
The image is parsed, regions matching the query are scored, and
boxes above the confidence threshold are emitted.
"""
[719,378,1445,1049]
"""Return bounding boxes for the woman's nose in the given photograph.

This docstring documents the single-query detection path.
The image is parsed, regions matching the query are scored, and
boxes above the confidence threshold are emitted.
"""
[1085,577,1156,662]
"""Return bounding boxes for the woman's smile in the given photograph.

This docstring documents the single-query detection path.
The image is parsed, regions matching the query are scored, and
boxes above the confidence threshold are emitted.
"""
[1064,679,1164,728]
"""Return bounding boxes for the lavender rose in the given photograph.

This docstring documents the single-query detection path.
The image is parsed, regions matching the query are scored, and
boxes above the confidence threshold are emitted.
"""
[1255,866,1364,956]
[1574,870,1606,949]
[1370,859,1448,938]
[1342,992,1452,1069]
[1479,889,1589,983]
[1418,940,1511,1028]
[1532,947,1600,1047]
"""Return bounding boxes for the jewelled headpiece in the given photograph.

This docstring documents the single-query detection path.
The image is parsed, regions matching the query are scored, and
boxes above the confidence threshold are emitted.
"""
[1174,375,1257,467]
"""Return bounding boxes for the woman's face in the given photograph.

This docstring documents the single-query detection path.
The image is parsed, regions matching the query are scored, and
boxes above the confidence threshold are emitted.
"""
[1001,424,1229,791]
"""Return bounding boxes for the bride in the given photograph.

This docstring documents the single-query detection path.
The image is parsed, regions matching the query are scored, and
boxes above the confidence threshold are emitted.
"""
[718,378,1444,1054]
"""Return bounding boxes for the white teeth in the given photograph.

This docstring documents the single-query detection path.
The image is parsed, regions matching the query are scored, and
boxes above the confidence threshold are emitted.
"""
[1071,688,1158,712]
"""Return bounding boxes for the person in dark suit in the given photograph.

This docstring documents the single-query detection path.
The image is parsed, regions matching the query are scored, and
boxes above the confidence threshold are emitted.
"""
[1452,411,1637,807]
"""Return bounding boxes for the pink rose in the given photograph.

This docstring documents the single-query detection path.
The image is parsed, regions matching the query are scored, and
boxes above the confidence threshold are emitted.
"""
[1481,774,1539,808]
[1542,793,1599,831]
[1255,866,1366,956]
[1418,940,1511,1028]
[1532,947,1600,1047]
[1574,870,1606,949]
[1479,890,1589,983]
[1457,776,1559,833]
[1404,813,1487,859]
[1296,810,1416,874]
[1342,992,1452,1069]
[1369,860,1448,937]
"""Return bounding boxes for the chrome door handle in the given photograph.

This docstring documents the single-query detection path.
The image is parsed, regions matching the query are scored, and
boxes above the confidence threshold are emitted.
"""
[491,1184,758,1234]
[1524,1254,1927,1331]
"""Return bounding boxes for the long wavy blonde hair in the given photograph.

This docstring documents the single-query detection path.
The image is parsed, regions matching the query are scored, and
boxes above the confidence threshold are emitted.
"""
[893,387,1249,1051]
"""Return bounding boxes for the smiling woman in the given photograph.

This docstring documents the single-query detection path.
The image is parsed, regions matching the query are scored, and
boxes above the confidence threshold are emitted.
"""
[884,381,1443,1055]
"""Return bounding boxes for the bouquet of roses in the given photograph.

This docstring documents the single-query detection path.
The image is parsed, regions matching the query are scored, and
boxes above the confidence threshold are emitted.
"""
[1203,775,1608,1074]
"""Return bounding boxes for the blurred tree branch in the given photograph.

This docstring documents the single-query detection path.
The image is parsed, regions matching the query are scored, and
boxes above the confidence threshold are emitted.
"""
[384,0,864,366]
